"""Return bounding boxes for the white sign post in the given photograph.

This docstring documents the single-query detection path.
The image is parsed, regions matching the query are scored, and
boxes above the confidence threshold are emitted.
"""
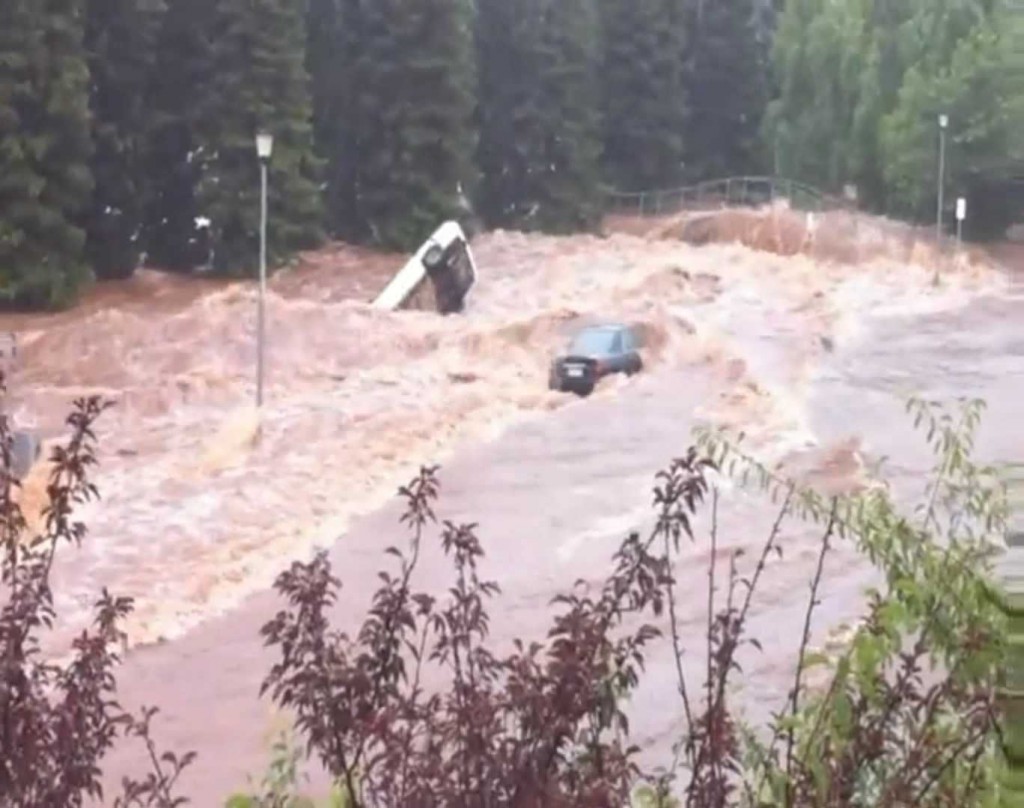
[955,197,966,249]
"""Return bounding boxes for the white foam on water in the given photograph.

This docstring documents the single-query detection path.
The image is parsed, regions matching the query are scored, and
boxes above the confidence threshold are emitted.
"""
[5,208,1004,649]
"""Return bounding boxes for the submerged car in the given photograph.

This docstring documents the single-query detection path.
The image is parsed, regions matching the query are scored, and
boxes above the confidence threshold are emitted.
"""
[548,323,644,396]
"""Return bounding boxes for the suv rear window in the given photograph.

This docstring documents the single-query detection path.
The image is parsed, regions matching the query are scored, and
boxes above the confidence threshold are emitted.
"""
[569,328,619,355]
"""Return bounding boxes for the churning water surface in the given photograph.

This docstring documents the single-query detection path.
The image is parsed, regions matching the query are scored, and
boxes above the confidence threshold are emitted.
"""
[0,208,1016,802]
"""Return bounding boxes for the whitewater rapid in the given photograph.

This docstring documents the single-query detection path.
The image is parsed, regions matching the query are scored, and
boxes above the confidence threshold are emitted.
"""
[0,206,1003,653]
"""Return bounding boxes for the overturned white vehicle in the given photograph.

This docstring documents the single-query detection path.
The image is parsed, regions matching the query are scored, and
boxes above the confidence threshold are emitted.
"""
[372,221,478,315]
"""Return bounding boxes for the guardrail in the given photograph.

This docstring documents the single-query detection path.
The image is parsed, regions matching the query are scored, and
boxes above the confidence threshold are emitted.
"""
[605,175,855,217]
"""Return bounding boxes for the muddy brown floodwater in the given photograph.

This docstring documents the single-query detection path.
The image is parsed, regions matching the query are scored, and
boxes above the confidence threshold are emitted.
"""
[1,206,1016,803]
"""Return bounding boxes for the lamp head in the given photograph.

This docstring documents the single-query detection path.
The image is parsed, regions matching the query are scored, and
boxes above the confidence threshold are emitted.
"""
[938,114,948,129]
[256,131,274,161]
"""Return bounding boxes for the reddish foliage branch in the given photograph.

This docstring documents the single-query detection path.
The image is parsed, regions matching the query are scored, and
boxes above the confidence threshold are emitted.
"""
[0,383,191,807]
[260,450,722,807]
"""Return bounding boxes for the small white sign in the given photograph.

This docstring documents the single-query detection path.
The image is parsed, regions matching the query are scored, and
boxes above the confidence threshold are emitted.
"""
[956,197,966,221]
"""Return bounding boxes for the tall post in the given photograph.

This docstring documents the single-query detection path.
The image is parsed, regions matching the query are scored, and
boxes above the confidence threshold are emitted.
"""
[956,197,966,253]
[257,160,267,408]
[937,114,948,242]
[255,131,273,409]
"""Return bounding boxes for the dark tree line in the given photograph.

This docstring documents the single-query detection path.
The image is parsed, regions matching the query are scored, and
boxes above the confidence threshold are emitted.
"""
[0,0,778,308]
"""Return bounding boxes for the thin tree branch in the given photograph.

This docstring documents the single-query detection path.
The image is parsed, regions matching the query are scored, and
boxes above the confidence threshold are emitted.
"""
[785,499,836,796]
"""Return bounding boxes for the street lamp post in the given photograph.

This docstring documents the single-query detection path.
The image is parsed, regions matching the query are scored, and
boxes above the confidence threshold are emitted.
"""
[936,114,948,242]
[255,131,273,408]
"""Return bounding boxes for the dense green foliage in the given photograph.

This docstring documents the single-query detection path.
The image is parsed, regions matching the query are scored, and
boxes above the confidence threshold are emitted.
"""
[141,0,216,271]
[305,0,358,241]
[766,0,1024,235]
[84,0,163,279]
[477,0,604,232]
[199,0,325,275]
[0,0,93,308]
[599,0,687,192]
[347,0,477,250]
[2,0,1024,305]
[684,0,767,180]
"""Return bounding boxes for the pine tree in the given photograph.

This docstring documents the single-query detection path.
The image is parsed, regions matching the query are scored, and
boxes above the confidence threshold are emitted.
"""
[0,0,40,300]
[684,0,766,180]
[475,0,531,225]
[476,0,603,232]
[199,0,324,276]
[306,0,360,239]
[349,0,477,250]
[306,0,339,158]
[0,0,93,308]
[599,0,687,192]
[84,0,164,279]
[534,0,604,230]
[141,0,216,271]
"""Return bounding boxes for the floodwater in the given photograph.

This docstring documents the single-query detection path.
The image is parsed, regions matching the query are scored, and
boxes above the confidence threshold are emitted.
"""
[1,207,1017,802]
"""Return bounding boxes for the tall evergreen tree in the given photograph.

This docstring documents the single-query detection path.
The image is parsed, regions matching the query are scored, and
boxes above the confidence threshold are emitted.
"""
[306,0,360,239]
[0,2,38,291]
[475,0,529,225]
[599,0,687,192]
[0,0,93,308]
[306,0,339,158]
[684,0,766,180]
[83,0,164,279]
[476,0,603,232]
[199,0,324,275]
[141,0,216,271]
[349,0,477,250]
[531,0,605,231]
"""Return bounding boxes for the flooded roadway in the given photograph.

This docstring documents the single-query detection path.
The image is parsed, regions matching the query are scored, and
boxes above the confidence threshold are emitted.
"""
[809,266,1024,481]
[95,351,852,801]
[0,204,1007,802]
[92,245,1022,803]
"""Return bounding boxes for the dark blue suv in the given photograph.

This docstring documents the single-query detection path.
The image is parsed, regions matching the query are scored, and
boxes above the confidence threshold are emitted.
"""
[548,324,644,397]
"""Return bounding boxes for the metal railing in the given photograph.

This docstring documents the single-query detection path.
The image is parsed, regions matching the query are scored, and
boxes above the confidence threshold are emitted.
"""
[605,175,855,218]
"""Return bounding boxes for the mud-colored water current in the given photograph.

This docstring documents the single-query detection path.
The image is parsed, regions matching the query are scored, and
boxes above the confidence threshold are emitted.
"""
[1,207,1017,802]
